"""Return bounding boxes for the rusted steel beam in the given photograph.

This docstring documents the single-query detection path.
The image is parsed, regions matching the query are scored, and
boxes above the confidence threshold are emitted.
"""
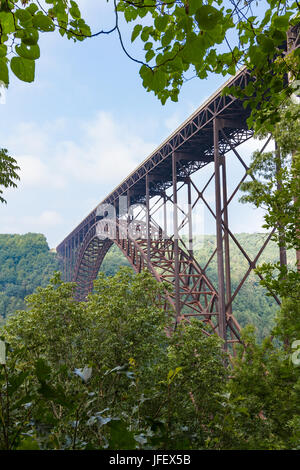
[55,65,287,347]
[172,152,181,323]
[213,118,227,349]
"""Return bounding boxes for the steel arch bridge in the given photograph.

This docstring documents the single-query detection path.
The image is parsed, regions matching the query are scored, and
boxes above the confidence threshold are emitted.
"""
[56,67,282,349]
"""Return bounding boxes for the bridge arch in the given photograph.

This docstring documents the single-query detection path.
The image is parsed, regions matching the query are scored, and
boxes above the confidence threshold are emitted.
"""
[57,67,276,347]
[72,219,241,341]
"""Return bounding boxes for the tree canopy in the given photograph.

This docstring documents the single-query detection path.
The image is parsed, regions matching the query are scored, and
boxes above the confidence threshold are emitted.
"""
[1,268,299,450]
[0,1,299,130]
[0,148,19,204]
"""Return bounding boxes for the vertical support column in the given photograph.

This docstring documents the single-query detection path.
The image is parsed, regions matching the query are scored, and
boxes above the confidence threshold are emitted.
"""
[112,198,117,240]
[163,192,167,240]
[213,119,227,349]
[114,198,119,242]
[67,242,70,282]
[69,240,72,279]
[76,233,79,261]
[221,156,232,318]
[187,178,193,256]
[172,152,180,323]
[127,189,131,227]
[64,243,67,282]
[119,193,128,239]
[71,238,74,279]
[146,173,151,267]
[222,154,235,350]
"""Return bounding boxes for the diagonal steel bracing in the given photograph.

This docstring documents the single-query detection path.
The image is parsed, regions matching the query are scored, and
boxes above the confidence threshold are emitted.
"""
[56,66,284,347]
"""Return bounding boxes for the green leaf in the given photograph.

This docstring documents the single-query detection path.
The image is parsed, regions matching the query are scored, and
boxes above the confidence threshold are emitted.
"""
[124,6,138,22]
[108,420,136,450]
[146,40,154,51]
[272,14,290,30]
[0,45,7,58]
[10,57,35,83]
[152,69,167,91]
[8,371,29,396]
[0,58,9,85]
[32,14,55,32]
[182,36,204,63]
[15,9,32,24]
[70,1,81,19]
[195,5,223,31]
[131,24,142,42]
[161,29,174,48]
[260,37,275,54]
[189,0,205,15]
[0,11,15,35]
[16,43,40,60]
[141,27,150,42]
[38,381,72,408]
[35,358,51,381]
[139,64,153,89]
[27,4,39,15]
[17,437,40,450]
[145,49,155,63]
[21,28,39,46]
[154,15,169,32]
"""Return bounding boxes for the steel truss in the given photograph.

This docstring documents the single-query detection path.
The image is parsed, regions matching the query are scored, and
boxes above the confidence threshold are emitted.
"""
[57,67,284,349]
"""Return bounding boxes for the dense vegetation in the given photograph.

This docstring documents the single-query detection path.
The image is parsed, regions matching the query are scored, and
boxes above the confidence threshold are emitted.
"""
[0,2,298,134]
[0,234,61,323]
[0,232,295,341]
[0,268,299,450]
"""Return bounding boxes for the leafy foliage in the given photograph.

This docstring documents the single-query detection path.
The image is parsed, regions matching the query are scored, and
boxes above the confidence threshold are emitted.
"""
[0,268,299,450]
[0,0,90,85]
[0,1,299,131]
[0,148,20,204]
[0,233,61,320]
[118,0,300,131]
[239,101,300,301]
[0,269,228,449]
[223,324,300,450]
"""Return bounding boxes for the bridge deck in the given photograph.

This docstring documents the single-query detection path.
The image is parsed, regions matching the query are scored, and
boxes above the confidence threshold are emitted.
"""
[57,67,251,255]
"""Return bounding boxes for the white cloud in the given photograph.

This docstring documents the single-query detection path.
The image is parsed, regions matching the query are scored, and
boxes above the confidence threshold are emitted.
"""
[1,210,63,234]
[23,210,63,228]
[164,112,184,132]
[4,111,155,190]
[17,155,65,189]
[56,111,155,184]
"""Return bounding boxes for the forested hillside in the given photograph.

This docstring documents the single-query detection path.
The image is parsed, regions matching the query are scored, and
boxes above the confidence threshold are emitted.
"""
[0,232,295,339]
[0,234,61,322]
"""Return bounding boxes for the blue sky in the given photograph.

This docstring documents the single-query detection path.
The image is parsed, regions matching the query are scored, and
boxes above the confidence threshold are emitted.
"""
[0,1,271,249]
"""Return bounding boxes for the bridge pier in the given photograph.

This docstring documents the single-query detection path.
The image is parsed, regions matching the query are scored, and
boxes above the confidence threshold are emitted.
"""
[213,118,227,349]
[172,152,180,325]
[56,67,285,346]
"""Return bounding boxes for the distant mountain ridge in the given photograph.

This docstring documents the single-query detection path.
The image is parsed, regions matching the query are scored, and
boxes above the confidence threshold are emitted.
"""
[0,233,296,339]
